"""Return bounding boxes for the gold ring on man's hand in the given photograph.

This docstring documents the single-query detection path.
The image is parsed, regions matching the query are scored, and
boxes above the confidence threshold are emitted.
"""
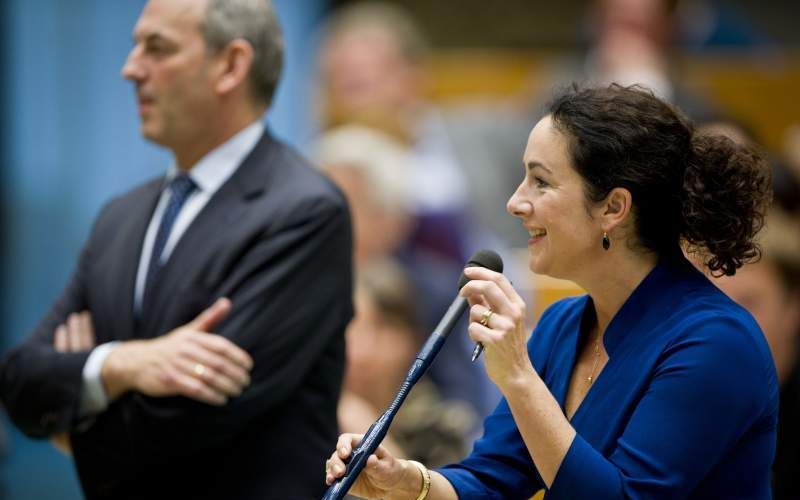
[193,363,207,378]
[480,308,494,327]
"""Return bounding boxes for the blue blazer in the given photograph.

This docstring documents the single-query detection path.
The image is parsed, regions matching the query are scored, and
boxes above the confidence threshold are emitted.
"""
[440,257,778,499]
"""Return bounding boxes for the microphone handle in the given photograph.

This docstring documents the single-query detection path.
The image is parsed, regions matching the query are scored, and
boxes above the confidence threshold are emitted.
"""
[321,296,468,500]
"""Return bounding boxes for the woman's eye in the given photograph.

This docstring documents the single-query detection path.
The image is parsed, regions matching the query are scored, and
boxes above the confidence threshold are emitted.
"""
[534,177,549,188]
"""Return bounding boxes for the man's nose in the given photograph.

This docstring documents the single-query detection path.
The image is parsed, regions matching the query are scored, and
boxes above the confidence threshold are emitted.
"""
[121,46,145,82]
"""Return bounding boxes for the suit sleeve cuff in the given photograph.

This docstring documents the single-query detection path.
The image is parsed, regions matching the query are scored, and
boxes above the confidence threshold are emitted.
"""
[79,341,120,416]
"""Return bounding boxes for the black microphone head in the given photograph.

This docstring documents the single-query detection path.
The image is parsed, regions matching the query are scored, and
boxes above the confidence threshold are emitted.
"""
[457,249,504,290]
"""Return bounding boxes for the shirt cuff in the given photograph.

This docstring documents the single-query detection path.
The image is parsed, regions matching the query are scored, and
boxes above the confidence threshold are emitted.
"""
[79,341,120,416]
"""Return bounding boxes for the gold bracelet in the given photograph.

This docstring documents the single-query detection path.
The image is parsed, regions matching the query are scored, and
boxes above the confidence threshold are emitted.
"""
[407,460,431,500]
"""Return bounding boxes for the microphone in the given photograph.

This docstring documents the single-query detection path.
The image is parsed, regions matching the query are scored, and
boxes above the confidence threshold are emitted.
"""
[461,251,504,361]
[320,249,503,500]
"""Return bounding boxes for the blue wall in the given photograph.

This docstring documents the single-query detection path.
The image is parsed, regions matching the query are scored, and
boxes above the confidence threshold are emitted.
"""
[0,1,324,497]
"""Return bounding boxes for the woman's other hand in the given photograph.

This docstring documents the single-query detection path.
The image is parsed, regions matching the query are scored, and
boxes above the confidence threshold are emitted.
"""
[460,266,536,390]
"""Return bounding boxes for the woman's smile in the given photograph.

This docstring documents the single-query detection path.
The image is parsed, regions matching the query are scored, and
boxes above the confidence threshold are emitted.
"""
[528,228,547,246]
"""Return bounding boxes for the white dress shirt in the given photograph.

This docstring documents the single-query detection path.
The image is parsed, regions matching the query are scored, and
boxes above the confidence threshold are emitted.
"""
[79,120,265,416]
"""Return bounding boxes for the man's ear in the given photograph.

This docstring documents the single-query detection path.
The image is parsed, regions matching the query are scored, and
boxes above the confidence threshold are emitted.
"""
[600,187,632,232]
[212,39,254,96]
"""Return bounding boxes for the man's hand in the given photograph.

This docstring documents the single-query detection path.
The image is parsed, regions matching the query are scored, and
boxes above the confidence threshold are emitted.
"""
[51,311,97,455]
[54,311,96,352]
[101,298,253,406]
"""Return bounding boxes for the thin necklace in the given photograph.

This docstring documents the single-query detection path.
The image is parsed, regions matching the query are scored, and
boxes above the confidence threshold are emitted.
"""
[587,335,601,384]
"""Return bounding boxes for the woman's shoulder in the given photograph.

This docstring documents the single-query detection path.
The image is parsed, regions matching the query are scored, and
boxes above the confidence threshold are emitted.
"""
[647,261,764,348]
[668,274,766,352]
[659,279,779,412]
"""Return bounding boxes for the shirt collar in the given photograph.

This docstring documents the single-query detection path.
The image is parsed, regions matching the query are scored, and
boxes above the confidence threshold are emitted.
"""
[165,119,265,194]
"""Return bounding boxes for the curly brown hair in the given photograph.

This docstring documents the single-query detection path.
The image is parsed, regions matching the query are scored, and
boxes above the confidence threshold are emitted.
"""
[548,83,772,276]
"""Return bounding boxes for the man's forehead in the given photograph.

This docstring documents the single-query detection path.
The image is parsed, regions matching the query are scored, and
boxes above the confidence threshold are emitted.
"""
[133,0,206,39]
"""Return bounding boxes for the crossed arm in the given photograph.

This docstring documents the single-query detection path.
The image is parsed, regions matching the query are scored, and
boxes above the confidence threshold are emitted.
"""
[48,300,252,454]
[0,194,351,457]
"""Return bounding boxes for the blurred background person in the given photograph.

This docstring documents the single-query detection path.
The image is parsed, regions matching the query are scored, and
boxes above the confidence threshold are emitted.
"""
[340,258,475,468]
[315,124,500,435]
[316,1,516,259]
[549,0,719,120]
[313,6,528,431]
[784,124,800,186]
[314,125,411,267]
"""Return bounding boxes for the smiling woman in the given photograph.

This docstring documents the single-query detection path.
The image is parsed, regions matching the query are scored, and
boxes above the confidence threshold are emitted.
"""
[325,83,777,500]
[506,114,610,280]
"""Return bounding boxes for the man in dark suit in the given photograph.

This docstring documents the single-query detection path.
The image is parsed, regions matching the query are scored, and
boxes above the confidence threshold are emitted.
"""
[0,0,353,498]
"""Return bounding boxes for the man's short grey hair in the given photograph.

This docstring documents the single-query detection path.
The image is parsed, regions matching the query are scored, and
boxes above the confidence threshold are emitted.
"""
[201,0,284,106]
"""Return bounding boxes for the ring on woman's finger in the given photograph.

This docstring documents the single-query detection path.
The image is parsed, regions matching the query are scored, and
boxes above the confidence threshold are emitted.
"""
[193,363,207,378]
[480,308,494,327]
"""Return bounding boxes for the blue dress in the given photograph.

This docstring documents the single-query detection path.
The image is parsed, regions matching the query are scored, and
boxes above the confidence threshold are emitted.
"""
[439,257,778,499]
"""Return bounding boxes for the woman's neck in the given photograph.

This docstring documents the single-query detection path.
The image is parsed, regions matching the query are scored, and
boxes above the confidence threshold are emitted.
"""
[579,249,659,336]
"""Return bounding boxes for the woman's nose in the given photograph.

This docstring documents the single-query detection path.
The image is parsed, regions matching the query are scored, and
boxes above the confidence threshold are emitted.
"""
[507,184,531,218]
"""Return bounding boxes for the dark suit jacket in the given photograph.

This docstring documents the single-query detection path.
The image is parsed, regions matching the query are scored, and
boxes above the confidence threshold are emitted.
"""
[0,130,353,499]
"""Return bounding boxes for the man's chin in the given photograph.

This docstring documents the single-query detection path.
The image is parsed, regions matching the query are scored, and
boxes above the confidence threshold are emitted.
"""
[140,125,167,146]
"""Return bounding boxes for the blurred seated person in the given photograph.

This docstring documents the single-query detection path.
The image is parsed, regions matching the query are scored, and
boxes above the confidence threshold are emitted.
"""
[340,258,475,467]
[315,124,500,426]
[535,0,719,125]
[709,211,800,384]
[785,124,800,181]
[317,1,507,262]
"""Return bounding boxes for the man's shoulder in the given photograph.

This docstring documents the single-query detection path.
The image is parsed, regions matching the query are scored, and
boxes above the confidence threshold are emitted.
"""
[252,135,348,209]
[88,176,162,234]
[102,177,162,211]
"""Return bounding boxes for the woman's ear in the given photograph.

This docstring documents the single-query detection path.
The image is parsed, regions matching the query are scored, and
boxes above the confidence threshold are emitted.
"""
[600,187,632,232]
[212,39,254,97]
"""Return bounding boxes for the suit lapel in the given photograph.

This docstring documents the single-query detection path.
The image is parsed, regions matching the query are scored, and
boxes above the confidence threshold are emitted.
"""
[114,179,164,341]
[140,132,277,336]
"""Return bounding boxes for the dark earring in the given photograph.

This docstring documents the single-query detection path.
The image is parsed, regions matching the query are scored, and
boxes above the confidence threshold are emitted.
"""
[602,232,611,251]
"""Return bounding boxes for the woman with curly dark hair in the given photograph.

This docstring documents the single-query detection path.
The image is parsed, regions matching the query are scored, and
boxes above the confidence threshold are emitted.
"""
[326,84,777,499]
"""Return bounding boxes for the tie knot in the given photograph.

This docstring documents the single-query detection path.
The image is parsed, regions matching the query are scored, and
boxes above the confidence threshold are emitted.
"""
[169,174,196,200]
